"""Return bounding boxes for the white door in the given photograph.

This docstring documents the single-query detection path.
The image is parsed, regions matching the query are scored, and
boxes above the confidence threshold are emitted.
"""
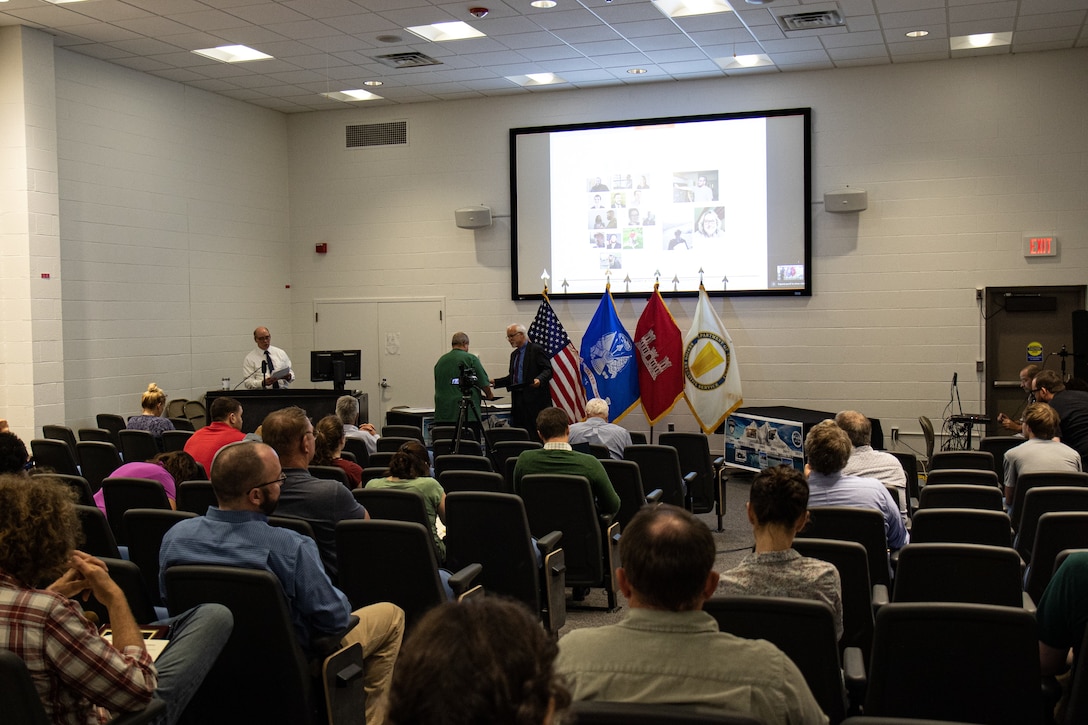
[314,298,446,424]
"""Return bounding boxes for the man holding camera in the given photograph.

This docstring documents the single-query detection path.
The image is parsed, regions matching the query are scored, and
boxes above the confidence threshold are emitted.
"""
[434,332,494,438]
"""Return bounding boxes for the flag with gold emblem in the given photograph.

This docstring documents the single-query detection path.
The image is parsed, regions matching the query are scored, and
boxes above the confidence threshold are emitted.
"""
[682,284,743,433]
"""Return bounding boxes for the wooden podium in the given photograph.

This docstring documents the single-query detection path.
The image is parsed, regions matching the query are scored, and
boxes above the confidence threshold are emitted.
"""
[204,389,367,434]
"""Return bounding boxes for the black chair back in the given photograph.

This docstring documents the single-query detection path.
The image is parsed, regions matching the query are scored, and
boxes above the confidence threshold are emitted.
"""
[353,488,430,528]
[360,467,388,486]
[433,454,493,478]
[74,504,121,559]
[629,432,648,445]
[119,429,160,463]
[438,469,506,494]
[335,520,448,628]
[519,473,620,610]
[433,438,484,457]
[377,435,418,453]
[924,468,1000,488]
[47,474,95,506]
[169,417,195,432]
[659,432,717,513]
[159,426,192,448]
[491,440,542,472]
[928,450,994,471]
[176,480,216,515]
[909,508,1012,548]
[99,477,171,545]
[704,596,848,724]
[804,506,891,588]
[865,602,1040,724]
[624,444,689,509]
[309,465,351,489]
[79,557,159,624]
[342,438,370,467]
[1010,471,1088,531]
[1014,486,1088,561]
[918,483,1004,511]
[892,543,1024,608]
[96,414,126,446]
[979,436,1025,478]
[268,515,317,541]
[482,427,529,447]
[30,439,80,476]
[381,425,424,442]
[75,441,123,492]
[433,425,478,442]
[368,451,395,469]
[886,451,921,514]
[164,565,316,723]
[78,428,113,444]
[793,537,876,659]
[600,459,653,532]
[42,424,78,454]
[1024,512,1088,602]
[123,508,197,606]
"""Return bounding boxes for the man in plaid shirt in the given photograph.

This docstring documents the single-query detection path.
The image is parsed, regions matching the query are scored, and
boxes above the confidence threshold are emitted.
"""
[0,472,232,724]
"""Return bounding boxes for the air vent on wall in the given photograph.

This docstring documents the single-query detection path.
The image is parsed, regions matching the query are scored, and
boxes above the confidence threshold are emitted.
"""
[373,52,443,69]
[346,121,408,148]
[777,10,845,31]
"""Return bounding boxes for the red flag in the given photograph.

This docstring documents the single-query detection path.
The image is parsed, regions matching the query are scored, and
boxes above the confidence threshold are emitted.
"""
[634,285,684,425]
[528,295,587,423]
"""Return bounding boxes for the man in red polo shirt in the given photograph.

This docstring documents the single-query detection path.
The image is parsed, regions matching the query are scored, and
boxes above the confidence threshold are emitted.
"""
[183,397,246,475]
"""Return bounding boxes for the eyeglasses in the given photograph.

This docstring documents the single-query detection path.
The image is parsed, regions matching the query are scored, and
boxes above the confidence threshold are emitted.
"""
[255,336,271,341]
[506,332,524,339]
[250,472,286,491]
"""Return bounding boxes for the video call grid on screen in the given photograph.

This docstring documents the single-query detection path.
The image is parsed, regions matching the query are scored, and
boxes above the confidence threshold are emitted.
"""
[510,108,812,300]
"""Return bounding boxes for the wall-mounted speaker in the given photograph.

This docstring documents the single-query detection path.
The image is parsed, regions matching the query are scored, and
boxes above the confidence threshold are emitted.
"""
[824,188,868,213]
[455,206,492,229]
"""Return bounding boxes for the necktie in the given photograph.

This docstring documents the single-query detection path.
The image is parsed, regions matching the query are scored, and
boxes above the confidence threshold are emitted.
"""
[513,348,524,385]
[265,351,277,389]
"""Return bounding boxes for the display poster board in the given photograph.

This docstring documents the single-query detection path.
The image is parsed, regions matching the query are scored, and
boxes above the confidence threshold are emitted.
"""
[725,411,805,472]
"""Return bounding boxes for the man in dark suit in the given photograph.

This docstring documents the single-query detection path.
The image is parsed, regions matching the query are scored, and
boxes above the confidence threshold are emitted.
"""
[491,323,553,433]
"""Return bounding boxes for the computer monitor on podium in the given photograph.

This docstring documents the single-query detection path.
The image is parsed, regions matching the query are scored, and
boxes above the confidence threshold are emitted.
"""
[310,350,361,392]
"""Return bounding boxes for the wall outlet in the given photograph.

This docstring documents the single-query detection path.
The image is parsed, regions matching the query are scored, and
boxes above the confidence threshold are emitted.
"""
[890,426,899,443]
[976,359,984,373]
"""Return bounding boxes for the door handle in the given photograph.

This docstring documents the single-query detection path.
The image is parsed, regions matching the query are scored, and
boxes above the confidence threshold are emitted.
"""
[380,378,390,389]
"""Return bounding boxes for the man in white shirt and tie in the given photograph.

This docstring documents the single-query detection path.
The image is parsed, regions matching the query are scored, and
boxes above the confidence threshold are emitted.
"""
[242,326,295,389]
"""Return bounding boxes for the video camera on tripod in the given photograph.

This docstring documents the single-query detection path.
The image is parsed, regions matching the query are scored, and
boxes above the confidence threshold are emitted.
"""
[452,363,479,397]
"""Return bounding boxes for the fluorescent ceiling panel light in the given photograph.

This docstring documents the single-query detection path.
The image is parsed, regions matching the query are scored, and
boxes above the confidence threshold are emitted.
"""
[950,31,1011,51]
[653,0,733,18]
[321,89,383,102]
[406,21,486,42]
[531,0,557,7]
[507,72,565,86]
[42,0,90,4]
[905,30,929,38]
[192,45,273,63]
[717,54,774,69]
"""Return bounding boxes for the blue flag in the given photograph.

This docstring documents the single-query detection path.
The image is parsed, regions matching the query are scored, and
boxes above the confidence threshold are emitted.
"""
[580,286,639,422]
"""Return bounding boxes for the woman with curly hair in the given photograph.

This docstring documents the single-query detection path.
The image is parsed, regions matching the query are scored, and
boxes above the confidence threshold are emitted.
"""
[365,440,446,563]
[125,382,175,440]
[312,415,364,488]
[387,597,569,725]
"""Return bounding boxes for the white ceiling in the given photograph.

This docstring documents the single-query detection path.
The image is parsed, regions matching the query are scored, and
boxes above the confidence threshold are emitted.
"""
[2,0,1086,113]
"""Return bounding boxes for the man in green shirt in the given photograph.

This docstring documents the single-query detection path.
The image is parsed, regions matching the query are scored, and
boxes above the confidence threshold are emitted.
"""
[433,332,493,436]
[512,407,620,518]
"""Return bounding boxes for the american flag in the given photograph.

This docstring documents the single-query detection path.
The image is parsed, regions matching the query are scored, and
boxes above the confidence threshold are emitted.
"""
[529,296,587,423]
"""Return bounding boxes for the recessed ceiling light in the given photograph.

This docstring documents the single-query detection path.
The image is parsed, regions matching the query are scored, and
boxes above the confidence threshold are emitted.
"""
[507,72,565,86]
[406,21,486,42]
[950,31,1011,51]
[531,0,557,7]
[192,45,273,63]
[376,35,403,44]
[627,68,648,74]
[652,0,733,18]
[321,89,383,102]
[362,80,384,87]
[41,0,89,4]
[716,53,774,70]
[905,30,929,38]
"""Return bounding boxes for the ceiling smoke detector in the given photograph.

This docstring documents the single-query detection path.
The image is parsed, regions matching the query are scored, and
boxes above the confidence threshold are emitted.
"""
[468,7,489,17]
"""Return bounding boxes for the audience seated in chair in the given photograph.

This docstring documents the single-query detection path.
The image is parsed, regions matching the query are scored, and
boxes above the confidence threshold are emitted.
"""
[261,406,369,579]
[336,394,380,457]
[313,415,364,489]
[182,397,246,476]
[91,451,201,514]
[513,407,620,519]
[836,410,908,524]
[388,597,570,725]
[158,441,404,725]
[1003,402,1082,516]
[718,465,843,641]
[555,504,827,725]
[0,472,232,724]
[804,420,908,552]
[125,382,175,440]
[568,398,632,460]
[0,431,30,475]
[365,440,446,564]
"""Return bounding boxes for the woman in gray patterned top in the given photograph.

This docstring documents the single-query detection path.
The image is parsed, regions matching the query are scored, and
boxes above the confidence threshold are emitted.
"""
[718,465,844,640]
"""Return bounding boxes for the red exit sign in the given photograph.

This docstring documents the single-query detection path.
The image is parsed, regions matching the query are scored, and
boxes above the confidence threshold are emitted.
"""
[1023,234,1058,257]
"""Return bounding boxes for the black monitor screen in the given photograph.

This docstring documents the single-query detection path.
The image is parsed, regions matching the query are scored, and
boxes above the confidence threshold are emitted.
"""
[311,350,362,390]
